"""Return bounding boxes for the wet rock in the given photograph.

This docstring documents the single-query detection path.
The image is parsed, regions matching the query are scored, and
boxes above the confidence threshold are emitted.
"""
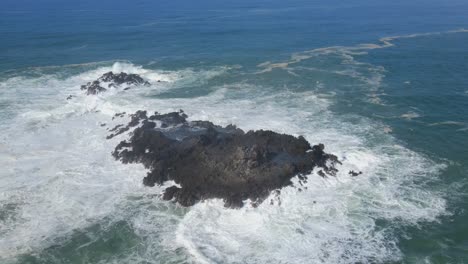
[98,71,150,86]
[80,80,107,95]
[112,112,126,120]
[317,170,326,178]
[349,170,362,177]
[110,110,341,208]
[162,186,180,201]
[80,71,150,95]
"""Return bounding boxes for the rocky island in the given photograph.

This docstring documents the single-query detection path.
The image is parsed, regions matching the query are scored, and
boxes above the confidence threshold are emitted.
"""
[108,108,341,208]
[77,72,343,208]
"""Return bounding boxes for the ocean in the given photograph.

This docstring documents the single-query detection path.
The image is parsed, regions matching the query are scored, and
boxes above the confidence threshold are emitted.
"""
[1,0,468,263]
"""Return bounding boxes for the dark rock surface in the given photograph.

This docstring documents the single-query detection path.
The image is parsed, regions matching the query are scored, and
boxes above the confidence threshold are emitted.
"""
[109,110,341,208]
[81,71,150,95]
[349,170,362,177]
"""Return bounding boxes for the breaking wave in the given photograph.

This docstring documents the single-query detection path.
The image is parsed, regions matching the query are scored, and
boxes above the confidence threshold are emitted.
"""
[0,30,460,264]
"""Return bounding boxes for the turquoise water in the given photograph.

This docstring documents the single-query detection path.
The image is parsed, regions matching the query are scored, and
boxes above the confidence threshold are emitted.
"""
[1,1,468,263]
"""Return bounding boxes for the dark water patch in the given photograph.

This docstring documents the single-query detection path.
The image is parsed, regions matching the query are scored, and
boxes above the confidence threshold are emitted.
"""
[0,202,20,229]
[397,209,468,263]
[13,220,141,264]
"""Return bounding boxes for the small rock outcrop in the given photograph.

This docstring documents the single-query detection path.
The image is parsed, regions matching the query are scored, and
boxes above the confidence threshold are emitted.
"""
[81,71,150,95]
[349,170,362,177]
[109,110,341,208]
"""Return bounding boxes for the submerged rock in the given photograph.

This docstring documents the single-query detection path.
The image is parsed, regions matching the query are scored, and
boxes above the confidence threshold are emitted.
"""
[109,110,341,208]
[349,170,362,177]
[81,80,107,95]
[81,71,150,95]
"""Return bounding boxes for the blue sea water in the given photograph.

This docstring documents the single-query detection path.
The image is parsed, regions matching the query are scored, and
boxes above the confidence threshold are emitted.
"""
[1,0,468,263]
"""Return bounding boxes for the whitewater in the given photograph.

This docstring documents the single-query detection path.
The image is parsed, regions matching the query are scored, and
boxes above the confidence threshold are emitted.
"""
[0,30,463,263]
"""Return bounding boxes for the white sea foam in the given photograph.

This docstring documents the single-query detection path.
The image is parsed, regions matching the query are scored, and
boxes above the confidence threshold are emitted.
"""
[401,111,421,120]
[0,57,448,263]
[428,121,466,127]
[258,28,468,73]
[0,62,232,261]
[166,91,446,264]
[255,29,468,107]
[428,121,468,132]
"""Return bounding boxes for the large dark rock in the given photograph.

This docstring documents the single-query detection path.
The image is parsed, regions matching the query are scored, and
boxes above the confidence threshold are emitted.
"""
[81,71,150,95]
[109,110,341,208]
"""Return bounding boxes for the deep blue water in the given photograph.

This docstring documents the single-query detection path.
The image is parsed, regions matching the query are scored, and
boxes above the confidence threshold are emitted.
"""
[1,0,468,263]
[2,0,468,70]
